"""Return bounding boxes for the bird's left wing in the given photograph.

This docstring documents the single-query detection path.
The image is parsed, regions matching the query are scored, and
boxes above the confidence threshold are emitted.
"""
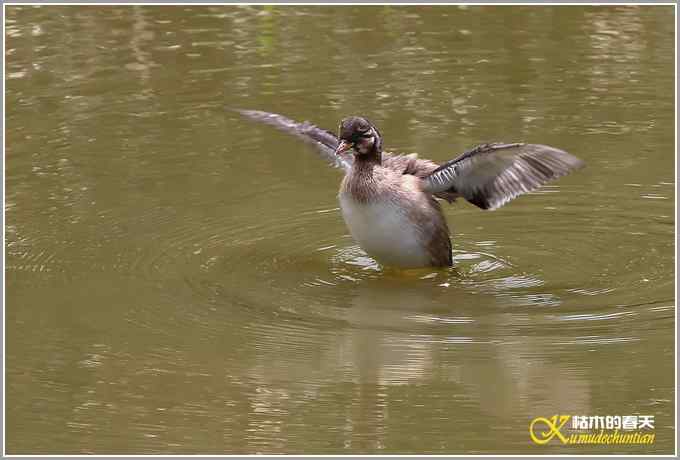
[234,109,352,171]
[423,143,584,210]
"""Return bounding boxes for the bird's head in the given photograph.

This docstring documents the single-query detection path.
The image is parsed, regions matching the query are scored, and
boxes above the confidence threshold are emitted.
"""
[334,116,383,159]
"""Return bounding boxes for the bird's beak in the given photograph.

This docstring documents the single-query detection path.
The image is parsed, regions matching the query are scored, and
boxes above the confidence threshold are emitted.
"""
[334,140,354,156]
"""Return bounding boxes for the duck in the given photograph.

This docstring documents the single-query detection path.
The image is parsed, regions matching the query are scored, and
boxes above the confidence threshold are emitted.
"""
[237,110,584,268]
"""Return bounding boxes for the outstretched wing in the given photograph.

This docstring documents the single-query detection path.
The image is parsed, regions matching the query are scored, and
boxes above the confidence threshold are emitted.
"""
[235,110,441,177]
[234,109,352,171]
[424,143,584,210]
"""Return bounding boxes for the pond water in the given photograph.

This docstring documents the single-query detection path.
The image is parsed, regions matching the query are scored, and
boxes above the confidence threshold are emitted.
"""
[5,5,675,454]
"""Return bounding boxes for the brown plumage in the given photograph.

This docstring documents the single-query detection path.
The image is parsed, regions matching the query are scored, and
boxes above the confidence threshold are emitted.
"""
[236,109,584,268]
[340,155,453,266]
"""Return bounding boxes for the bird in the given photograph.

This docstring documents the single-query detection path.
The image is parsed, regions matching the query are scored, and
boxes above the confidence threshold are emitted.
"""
[236,109,584,268]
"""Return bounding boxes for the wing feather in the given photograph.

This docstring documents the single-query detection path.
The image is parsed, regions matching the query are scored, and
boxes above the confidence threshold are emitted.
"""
[234,109,352,171]
[424,143,584,210]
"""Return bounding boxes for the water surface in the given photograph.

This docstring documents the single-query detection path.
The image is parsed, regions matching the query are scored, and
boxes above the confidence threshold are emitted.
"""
[5,5,675,454]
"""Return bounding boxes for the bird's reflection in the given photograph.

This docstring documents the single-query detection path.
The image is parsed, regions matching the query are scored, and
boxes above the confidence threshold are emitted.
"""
[240,271,590,452]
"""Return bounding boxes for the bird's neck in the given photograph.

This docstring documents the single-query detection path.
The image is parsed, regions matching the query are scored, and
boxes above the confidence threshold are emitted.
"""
[355,151,381,167]
[347,163,377,203]
[346,150,382,203]
[355,140,382,167]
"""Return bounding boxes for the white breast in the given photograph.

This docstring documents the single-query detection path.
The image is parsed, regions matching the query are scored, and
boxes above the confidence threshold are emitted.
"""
[338,194,432,268]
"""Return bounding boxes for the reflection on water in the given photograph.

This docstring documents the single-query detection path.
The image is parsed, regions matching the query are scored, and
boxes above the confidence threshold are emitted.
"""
[5,5,675,454]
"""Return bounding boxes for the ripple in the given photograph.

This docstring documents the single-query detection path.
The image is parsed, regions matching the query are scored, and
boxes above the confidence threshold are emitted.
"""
[4,4,675,454]
[82,178,673,352]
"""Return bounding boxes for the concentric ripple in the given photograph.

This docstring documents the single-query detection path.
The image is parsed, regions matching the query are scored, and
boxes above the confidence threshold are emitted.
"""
[44,178,665,352]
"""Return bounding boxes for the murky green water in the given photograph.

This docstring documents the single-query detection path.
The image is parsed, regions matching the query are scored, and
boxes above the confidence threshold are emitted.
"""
[5,5,675,454]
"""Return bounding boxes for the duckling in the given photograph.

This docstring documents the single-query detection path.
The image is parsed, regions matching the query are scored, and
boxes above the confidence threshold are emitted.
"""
[237,110,584,268]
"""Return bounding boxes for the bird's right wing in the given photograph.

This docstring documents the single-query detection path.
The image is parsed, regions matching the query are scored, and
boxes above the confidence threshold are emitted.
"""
[234,109,352,171]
